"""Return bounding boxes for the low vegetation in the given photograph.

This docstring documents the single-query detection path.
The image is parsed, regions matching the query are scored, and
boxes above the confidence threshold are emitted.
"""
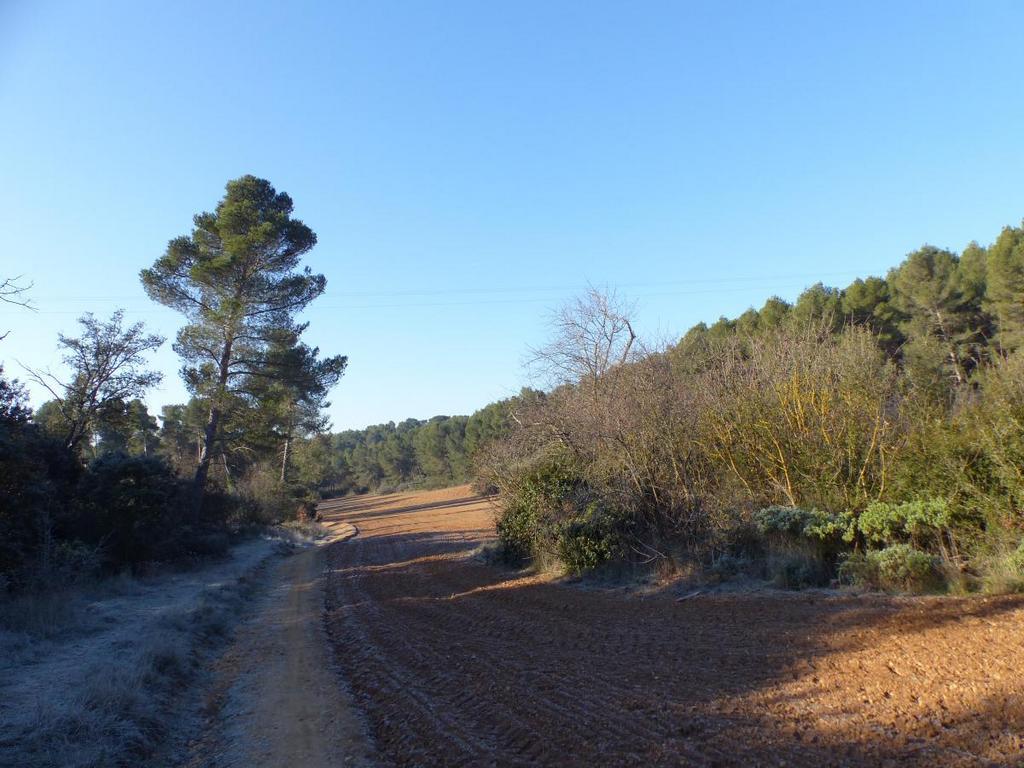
[0,537,284,768]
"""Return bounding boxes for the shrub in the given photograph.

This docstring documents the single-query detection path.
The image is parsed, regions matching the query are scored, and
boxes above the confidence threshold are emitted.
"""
[837,552,874,588]
[696,326,902,516]
[708,552,752,580]
[856,498,973,567]
[1010,540,1024,574]
[494,451,584,562]
[859,498,953,545]
[296,500,320,522]
[494,499,538,563]
[872,545,941,592]
[0,374,79,588]
[840,544,941,593]
[979,539,1024,594]
[73,453,195,569]
[967,353,1024,524]
[554,503,631,574]
[754,505,849,550]
[768,550,828,589]
[493,450,634,573]
[754,505,846,587]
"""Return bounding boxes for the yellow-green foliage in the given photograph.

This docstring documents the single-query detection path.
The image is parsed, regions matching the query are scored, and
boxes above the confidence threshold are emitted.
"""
[858,498,965,546]
[697,326,902,515]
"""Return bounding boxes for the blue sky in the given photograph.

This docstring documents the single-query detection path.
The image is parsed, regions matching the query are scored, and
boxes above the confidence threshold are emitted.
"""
[2,1,1023,430]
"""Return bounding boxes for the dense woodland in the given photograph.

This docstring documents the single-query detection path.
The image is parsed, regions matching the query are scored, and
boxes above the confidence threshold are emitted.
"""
[4,176,1024,594]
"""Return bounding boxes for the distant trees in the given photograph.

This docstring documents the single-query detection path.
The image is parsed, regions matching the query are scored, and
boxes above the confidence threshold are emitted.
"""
[245,339,347,486]
[986,224,1024,351]
[141,175,342,511]
[94,398,161,457]
[156,400,207,474]
[325,397,527,495]
[887,245,986,386]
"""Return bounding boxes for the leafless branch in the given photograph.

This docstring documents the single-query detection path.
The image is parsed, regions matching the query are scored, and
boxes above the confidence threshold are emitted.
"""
[0,276,35,309]
[527,286,640,388]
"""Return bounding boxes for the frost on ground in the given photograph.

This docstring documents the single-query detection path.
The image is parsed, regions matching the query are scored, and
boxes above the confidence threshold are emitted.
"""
[0,534,295,768]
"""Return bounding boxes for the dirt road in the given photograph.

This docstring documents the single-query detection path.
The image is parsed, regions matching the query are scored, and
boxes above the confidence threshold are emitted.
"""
[322,486,1024,767]
[181,522,374,768]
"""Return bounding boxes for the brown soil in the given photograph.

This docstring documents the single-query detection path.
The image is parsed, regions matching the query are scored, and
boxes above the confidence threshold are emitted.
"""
[322,486,1024,767]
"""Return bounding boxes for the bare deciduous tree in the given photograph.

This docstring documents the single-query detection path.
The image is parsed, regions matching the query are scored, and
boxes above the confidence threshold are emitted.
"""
[23,310,164,451]
[0,276,35,340]
[528,287,638,388]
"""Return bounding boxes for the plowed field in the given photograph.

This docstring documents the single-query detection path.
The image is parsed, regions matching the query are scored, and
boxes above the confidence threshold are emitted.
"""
[321,487,1024,767]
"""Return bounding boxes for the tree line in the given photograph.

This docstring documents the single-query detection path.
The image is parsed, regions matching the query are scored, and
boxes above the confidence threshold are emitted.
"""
[322,396,524,495]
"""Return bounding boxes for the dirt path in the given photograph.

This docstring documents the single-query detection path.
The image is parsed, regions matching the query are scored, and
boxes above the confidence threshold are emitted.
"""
[323,486,1024,767]
[182,522,374,768]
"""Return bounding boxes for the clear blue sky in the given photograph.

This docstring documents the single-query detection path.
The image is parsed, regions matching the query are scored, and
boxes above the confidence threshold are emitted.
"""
[2,1,1023,430]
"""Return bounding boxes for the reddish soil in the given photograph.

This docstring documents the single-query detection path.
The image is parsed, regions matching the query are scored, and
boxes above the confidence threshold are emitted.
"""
[321,486,1024,767]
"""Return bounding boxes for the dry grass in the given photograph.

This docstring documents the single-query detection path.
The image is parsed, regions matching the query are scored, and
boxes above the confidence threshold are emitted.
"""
[278,518,331,543]
[0,537,284,767]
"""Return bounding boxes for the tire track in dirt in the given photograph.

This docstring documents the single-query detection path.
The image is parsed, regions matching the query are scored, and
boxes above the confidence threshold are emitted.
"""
[180,523,374,768]
[322,486,1024,767]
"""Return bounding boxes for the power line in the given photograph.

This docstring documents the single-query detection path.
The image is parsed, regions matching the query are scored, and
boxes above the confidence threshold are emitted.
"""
[26,269,868,303]
[1,281,843,316]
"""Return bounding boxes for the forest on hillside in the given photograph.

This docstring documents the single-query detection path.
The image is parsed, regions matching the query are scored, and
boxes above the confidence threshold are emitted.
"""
[472,223,1024,593]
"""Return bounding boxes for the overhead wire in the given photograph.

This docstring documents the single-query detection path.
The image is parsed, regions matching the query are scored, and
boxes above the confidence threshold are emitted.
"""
[11,269,868,315]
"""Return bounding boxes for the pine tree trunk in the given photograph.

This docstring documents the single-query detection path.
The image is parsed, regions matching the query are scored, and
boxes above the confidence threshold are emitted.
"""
[192,338,233,514]
[191,405,221,512]
[222,452,234,493]
[280,434,291,486]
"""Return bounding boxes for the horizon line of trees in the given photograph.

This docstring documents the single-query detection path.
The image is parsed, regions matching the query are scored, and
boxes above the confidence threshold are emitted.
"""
[320,394,532,495]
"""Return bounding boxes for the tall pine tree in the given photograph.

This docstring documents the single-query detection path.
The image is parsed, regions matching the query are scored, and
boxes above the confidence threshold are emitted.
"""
[141,176,339,511]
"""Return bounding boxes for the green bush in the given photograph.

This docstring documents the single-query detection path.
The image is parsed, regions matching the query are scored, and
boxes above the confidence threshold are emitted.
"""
[73,453,198,569]
[754,505,849,549]
[858,498,955,546]
[554,503,631,574]
[837,551,873,588]
[494,498,538,563]
[839,544,941,593]
[494,452,634,573]
[494,452,583,560]
[754,505,845,587]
